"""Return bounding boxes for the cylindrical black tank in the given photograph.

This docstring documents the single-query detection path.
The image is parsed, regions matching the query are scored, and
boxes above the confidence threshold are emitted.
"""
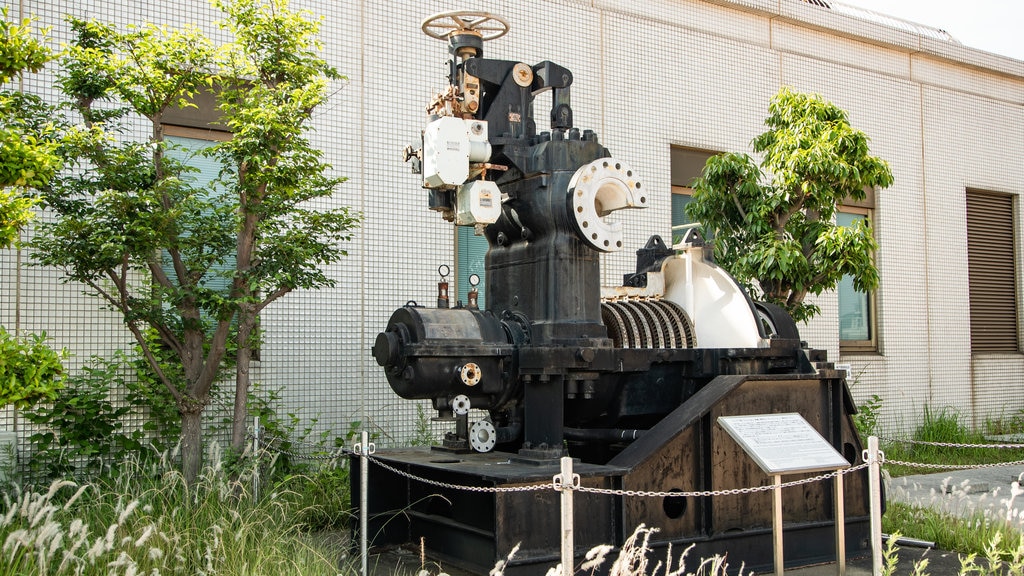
[373,306,515,412]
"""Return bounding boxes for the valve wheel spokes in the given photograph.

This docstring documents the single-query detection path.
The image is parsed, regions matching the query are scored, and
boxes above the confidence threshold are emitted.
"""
[421,11,510,41]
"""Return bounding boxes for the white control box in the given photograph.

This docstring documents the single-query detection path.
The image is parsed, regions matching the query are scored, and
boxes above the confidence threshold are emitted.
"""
[422,117,491,188]
[456,180,502,226]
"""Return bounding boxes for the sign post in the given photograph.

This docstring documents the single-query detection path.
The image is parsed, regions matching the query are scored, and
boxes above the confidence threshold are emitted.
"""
[718,413,851,576]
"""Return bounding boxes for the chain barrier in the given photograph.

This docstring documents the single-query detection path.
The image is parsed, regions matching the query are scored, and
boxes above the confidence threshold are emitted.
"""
[884,457,1024,471]
[574,462,870,498]
[872,436,1024,471]
[362,452,868,498]
[249,432,351,462]
[251,429,1024,496]
[879,437,1024,450]
[251,429,869,497]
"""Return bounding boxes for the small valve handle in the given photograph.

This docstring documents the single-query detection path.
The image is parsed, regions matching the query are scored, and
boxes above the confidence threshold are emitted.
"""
[437,264,451,308]
[467,273,480,309]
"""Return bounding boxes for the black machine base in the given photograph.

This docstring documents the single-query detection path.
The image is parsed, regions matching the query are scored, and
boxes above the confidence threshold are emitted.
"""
[352,374,875,576]
[352,449,872,575]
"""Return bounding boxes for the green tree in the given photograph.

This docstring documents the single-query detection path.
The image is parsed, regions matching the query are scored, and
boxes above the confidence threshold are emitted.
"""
[0,10,66,414]
[0,8,60,248]
[686,87,893,322]
[31,0,359,483]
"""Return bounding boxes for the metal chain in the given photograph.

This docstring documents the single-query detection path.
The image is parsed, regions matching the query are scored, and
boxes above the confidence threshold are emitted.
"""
[364,454,550,493]
[250,430,1024,496]
[250,433,352,462]
[879,437,1024,450]
[574,462,870,498]
[885,457,1024,471]
[363,454,869,498]
[253,430,871,497]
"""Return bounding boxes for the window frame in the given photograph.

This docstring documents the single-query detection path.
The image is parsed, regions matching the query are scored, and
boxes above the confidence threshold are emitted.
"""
[837,204,879,355]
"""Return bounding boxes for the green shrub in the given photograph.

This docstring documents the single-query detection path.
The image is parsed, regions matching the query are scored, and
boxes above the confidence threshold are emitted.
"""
[21,353,145,479]
[0,326,66,409]
[291,466,352,532]
[854,393,883,441]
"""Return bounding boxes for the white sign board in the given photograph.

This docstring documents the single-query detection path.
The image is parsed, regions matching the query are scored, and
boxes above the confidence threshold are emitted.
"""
[718,413,850,475]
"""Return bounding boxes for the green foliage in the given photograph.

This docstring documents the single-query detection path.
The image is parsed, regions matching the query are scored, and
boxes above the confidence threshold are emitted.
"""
[854,393,883,441]
[125,340,186,454]
[0,8,49,82]
[0,459,349,575]
[687,87,893,321]
[884,503,1024,562]
[0,327,67,409]
[0,9,60,246]
[28,0,359,482]
[985,409,1024,436]
[408,403,437,447]
[290,467,351,531]
[20,353,145,479]
[884,405,1024,477]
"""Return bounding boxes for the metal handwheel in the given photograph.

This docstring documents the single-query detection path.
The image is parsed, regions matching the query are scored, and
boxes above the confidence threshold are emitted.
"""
[421,11,510,41]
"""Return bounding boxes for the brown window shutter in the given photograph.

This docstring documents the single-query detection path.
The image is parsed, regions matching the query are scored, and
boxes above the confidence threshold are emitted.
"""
[966,190,1019,353]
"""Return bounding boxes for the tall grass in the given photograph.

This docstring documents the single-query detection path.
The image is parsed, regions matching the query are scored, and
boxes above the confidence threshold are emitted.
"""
[884,406,1024,477]
[881,404,1024,571]
[486,524,748,576]
[0,448,347,576]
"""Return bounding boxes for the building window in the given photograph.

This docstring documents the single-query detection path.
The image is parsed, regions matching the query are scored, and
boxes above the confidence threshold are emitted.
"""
[671,186,694,240]
[670,147,716,241]
[456,226,487,308]
[837,209,875,352]
[163,128,232,291]
[838,187,877,354]
[966,189,1020,354]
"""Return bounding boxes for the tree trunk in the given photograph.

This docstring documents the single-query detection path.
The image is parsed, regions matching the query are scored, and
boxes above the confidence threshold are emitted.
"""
[231,310,256,454]
[180,405,204,485]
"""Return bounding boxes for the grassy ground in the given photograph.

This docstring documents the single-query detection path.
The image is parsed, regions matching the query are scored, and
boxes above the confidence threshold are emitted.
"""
[0,455,351,576]
[6,402,1024,576]
[876,405,1024,564]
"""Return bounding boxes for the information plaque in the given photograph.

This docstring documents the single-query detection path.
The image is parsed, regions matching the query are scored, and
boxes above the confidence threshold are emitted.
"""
[718,413,852,576]
[718,413,849,474]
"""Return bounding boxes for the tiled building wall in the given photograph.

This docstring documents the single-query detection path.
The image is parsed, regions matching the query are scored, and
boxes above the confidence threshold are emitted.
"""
[2,0,1022,452]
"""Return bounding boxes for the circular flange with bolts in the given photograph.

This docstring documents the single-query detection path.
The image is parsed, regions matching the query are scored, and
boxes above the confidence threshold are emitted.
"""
[451,394,471,415]
[422,11,510,41]
[470,420,497,453]
[568,158,646,253]
[460,362,481,386]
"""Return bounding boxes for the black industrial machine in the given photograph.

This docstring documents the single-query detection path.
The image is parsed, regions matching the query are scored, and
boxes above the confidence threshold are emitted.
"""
[355,11,871,574]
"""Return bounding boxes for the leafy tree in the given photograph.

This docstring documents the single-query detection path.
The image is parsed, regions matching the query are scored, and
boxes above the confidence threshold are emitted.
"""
[0,8,60,247]
[0,11,67,414]
[213,0,359,458]
[686,87,893,322]
[31,0,359,483]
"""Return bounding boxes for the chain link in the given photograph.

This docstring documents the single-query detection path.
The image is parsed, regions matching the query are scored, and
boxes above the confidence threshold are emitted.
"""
[574,462,870,498]
[253,430,870,497]
[250,433,352,462]
[364,454,551,493]
[362,453,869,498]
[884,458,1024,471]
[250,430,1024,498]
[879,437,1024,450]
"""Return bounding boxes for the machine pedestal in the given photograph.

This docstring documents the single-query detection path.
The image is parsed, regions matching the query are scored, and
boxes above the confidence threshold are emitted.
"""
[351,374,874,575]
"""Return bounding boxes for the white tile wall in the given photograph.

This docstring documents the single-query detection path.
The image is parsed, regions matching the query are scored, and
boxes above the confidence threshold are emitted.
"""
[2,0,1022,448]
